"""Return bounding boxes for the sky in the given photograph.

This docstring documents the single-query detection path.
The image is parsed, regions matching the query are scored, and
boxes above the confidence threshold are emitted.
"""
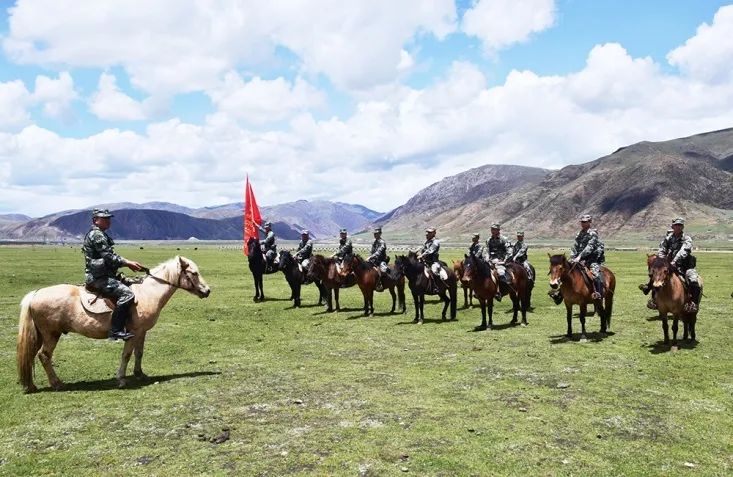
[1,0,732,217]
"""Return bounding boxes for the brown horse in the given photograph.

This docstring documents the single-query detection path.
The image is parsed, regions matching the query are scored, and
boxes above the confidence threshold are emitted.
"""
[339,254,406,316]
[548,254,616,340]
[460,253,498,329]
[452,259,474,308]
[307,254,355,312]
[17,256,211,393]
[394,252,457,324]
[647,255,701,347]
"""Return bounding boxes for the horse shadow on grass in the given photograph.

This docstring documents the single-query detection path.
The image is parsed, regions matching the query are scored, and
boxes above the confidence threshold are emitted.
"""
[345,311,405,320]
[40,371,221,393]
[549,331,615,344]
[395,317,458,325]
[647,340,698,354]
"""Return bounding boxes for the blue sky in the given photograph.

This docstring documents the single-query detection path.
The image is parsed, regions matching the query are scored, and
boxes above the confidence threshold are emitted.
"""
[1,0,732,216]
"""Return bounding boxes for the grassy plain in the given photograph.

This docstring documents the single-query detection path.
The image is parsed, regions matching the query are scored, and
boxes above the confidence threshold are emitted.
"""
[0,245,731,476]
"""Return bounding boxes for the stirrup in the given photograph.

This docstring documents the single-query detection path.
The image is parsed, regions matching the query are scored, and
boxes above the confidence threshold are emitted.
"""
[108,330,134,341]
[375,281,384,292]
[592,291,602,300]
[646,298,658,310]
[639,284,651,295]
[683,302,698,313]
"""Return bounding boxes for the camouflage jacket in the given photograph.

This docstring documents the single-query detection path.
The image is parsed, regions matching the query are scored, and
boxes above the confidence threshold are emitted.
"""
[657,233,694,268]
[468,242,484,259]
[262,230,276,253]
[570,229,604,263]
[485,235,509,261]
[368,238,387,264]
[295,239,313,261]
[334,238,353,260]
[420,238,440,264]
[510,239,528,263]
[82,225,127,283]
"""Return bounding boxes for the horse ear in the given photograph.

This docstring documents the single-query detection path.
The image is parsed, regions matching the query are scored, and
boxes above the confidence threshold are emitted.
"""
[179,256,189,270]
[547,252,551,258]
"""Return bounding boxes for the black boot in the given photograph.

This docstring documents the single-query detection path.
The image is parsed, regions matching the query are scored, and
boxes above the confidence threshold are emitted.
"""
[109,301,134,341]
[685,284,701,313]
[639,279,652,295]
[592,276,603,300]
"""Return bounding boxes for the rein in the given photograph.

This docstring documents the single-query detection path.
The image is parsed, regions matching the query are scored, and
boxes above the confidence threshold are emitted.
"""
[142,267,185,289]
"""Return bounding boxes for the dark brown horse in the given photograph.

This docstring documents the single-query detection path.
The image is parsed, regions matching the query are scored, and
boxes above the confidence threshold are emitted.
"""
[307,254,355,312]
[452,259,474,308]
[647,255,701,347]
[339,254,406,316]
[277,250,325,308]
[394,252,457,324]
[246,237,278,302]
[548,254,616,340]
[460,254,498,330]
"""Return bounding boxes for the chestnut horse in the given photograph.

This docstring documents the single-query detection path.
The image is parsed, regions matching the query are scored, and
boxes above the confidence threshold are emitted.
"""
[460,254,498,330]
[339,254,406,316]
[647,255,701,347]
[394,252,457,324]
[277,250,325,308]
[548,254,616,340]
[17,256,211,393]
[452,259,474,308]
[307,254,355,312]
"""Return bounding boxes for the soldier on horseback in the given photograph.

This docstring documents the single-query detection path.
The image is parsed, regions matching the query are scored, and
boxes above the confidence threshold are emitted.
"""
[484,223,511,301]
[569,214,606,300]
[468,233,484,259]
[295,230,314,271]
[256,221,278,271]
[82,208,145,341]
[417,227,448,290]
[367,227,388,291]
[641,218,701,313]
[508,230,533,282]
[332,228,353,264]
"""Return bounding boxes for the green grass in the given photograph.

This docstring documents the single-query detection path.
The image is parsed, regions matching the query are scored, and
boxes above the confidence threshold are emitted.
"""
[0,245,731,476]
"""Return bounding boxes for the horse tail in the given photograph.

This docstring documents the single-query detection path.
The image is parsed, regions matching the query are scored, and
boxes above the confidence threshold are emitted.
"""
[17,291,42,393]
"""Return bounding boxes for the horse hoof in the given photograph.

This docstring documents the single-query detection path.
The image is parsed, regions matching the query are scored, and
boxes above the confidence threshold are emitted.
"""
[117,379,127,388]
[671,345,679,352]
[24,384,38,394]
[134,371,148,380]
[521,322,528,327]
[51,380,64,391]
[580,335,588,342]
[417,320,423,325]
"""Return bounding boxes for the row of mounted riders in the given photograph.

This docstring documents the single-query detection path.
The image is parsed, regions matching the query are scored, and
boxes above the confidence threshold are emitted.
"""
[248,241,701,346]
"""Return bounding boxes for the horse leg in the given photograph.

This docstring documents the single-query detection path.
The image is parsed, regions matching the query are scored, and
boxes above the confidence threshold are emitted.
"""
[470,289,474,307]
[690,315,697,342]
[412,290,420,323]
[660,312,669,345]
[683,320,689,341]
[116,339,135,388]
[418,293,425,324]
[37,331,63,390]
[521,289,529,326]
[133,331,148,379]
[441,291,449,321]
[510,293,519,325]
[478,298,487,330]
[671,315,679,348]
[258,273,265,302]
[565,303,573,338]
[368,289,375,316]
[488,298,494,329]
[579,304,588,341]
[334,287,341,312]
[389,286,396,313]
[463,285,468,308]
[294,282,301,308]
[326,288,334,312]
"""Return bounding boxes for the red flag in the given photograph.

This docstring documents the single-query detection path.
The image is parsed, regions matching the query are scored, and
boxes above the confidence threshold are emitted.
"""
[243,176,262,255]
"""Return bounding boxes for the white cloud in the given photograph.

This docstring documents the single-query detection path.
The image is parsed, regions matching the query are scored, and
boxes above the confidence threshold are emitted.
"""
[207,73,325,124]
[0,80,32,131]
[32,71,77,120]
[89,73,146,121]
[4,0,456,93]
[462,0,556,52]
[667,4,733,84]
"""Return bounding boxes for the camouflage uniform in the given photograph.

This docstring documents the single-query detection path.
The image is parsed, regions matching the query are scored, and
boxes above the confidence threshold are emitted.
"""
[509,234,533,281]
[368,235,388,273]
[82,209,137,339]
[420,231,447,280]
[334,235,353,263]
[485,232,510,282]
[468,234,484,259]
[569,218,605,298]
[257,223,277,265]
[295,233,314,269]
[658,229,701,307]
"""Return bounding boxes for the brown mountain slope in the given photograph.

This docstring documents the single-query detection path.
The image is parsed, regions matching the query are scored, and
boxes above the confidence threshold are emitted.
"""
[378,128,733,241]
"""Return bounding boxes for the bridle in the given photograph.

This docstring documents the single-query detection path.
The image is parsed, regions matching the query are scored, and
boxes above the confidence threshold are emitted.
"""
[142,266,188,290]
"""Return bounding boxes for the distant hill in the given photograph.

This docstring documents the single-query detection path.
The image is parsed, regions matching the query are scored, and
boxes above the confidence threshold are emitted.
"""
[378,128,733,240]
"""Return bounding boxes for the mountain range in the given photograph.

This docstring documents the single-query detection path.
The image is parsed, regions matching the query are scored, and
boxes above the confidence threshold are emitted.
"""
[2,128,731,242]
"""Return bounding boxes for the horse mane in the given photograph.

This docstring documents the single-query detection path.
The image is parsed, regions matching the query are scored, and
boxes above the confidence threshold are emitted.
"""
[466,254,491,278]
[549,254,567,266]
[149,256,184,283]
[650,255,670,269]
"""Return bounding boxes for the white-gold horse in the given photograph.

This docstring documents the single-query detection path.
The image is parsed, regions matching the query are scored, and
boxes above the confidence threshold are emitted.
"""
[17,256,210,393]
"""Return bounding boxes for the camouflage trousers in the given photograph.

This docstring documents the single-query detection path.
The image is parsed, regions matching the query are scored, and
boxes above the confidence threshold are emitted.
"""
[682,268,700,286]
[519,260,533,281]
[587,262,602,279]
[491,260,507,278]
[87,277,135,306]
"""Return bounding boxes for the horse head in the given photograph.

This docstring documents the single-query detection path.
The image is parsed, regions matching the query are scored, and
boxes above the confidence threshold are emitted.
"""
[452,259,464,280]
[159,256,211,298]
[339,254,356,277]
[649,256,672,289]
[307,254,326,281]
[246,236,260,256]
[460,254,476,285]
[548,253,568,289]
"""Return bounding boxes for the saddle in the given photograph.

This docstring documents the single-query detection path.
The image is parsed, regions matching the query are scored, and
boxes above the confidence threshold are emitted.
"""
[80,286,115,314]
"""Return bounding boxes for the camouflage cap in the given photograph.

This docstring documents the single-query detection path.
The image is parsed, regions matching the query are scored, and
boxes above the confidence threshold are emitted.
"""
[472,233,480,239]
[580,214,592,222]
[425,227,436,233]
[671,218,685,226]
[373,227,382,233]
[92,208,114,218]
[339,228,347,234]
[490,223,500,229]
[516,230,524,236]
[301,229,310,235]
